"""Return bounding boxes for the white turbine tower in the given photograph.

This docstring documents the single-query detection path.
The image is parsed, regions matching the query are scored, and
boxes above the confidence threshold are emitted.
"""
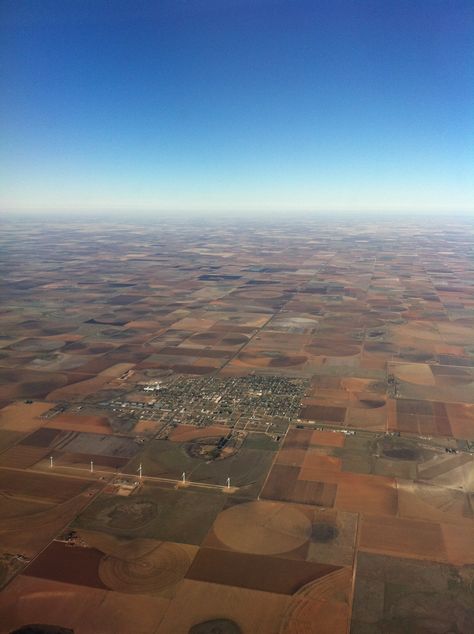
[182,471,186,484]
[49,456,53,469]
[138,463,142,479]
[226,477,231,489]
[90,460,94,473]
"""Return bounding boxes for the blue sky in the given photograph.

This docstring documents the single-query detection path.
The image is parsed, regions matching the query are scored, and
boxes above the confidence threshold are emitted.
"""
[1,0,473,215]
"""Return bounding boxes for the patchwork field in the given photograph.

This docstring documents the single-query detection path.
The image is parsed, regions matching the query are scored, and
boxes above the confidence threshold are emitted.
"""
[0,219,473,633]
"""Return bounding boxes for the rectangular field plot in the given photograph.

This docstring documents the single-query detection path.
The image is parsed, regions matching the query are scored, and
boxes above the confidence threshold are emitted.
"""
[58,432,140,458]
[185,547,340,594]
[351,553,474,634]
[0,401,55,432]
[44,412,114,435]
[72,484,226,545]
[335,472,398,516]
[0,469,94,503]
[261,464,338,506]
[0,445,50,469]
[0,575,171,634]
[24,540,107,588]
[358,514,447,561]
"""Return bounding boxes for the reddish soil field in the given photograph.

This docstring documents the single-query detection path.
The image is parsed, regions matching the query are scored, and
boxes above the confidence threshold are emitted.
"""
[24,540,107,588]
[298,449,341,472]
[310,430,346,447]
[185,547,340,594]
[275,448,307,466]
[45,413,113,434]
[446,403,474,439]
[335,472,398,516]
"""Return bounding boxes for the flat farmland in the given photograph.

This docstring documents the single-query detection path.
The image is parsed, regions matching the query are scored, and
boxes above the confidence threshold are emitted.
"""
[0,401,56,432]
[124,433,278,497]
[358,514,448,562]
[1,219,473,633]
[24,540,107,589]
[0,575,171,634]
[203,499,313,558]
[0,468,95,503]
[22,535,197,597]
[44,412,115,434]
[185,547,340,594]
[351,553,474,634]
[0,487,101,583]
[72,483,226,544]
[156,579,291,634]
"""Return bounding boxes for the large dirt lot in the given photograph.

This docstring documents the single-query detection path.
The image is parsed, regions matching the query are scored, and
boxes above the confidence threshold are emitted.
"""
[0,219,473,633]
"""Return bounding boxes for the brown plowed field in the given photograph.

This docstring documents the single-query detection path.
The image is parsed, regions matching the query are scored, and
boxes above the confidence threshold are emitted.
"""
[45,413,113,434]
[19,426,67,447]
[24,540,107,588]
[186,547,340,594]
[0,469,93,503]
[0,445,50,469]
[299,405,347,422]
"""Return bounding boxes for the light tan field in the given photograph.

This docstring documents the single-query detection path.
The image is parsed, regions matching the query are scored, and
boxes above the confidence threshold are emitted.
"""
[0,575,170,634]
[156,579,291,634]
[0,401,55,432]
